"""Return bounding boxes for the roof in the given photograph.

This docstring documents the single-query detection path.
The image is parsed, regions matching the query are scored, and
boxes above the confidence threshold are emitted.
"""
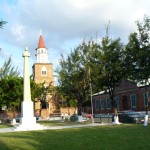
[37,35,46,49]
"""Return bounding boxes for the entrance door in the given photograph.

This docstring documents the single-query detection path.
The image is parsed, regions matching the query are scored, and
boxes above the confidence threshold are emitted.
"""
[122,96,128,110]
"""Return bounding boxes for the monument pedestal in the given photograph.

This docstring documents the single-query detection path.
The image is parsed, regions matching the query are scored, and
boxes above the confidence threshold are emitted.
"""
[13,47,47,131]
[21,101,36,124]
[14,101,47,131]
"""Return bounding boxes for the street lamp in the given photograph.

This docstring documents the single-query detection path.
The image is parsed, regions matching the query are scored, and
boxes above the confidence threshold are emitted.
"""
[89,68,94,124]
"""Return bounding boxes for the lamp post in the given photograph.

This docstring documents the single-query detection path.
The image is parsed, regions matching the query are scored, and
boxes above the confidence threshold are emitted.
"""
[89,68,94,124]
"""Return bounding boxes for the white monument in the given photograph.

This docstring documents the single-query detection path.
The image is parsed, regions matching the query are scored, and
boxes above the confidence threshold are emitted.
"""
[14,47,46,131]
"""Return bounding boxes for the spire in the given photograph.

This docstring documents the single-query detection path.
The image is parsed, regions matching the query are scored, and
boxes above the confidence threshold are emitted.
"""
[37,33,46,49]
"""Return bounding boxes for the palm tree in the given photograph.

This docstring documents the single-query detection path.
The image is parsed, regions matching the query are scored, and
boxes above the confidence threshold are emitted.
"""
[0,20,7,29]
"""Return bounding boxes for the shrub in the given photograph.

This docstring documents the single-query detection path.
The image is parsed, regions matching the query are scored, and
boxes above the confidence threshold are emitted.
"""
[70,115,78,122]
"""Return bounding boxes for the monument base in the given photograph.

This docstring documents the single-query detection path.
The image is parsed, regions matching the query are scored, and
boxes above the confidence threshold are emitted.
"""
[144,114,148,126]
[14,122,47,131]
[13,101,47,131]
[112,116,122,125]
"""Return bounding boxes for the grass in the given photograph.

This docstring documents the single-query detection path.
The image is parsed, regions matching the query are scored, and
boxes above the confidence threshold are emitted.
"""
[0,119,91,129]
[0,123,12,129]
[0,124,150,150]
[38,119,91,126]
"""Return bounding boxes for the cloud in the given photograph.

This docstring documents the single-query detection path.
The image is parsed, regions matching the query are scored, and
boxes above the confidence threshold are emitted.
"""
[11,23,25,41]
[0,0,150,73]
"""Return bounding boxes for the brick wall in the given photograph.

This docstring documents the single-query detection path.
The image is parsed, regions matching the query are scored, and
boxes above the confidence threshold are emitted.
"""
[32,63,54,85]
[92,79,150,114]
[60,107,77,115]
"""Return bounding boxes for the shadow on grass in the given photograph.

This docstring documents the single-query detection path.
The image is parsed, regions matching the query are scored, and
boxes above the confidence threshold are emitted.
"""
[0,124,150,150]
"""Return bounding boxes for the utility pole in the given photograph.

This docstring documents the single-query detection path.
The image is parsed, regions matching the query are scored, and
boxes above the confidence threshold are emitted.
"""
[89,68,94,124]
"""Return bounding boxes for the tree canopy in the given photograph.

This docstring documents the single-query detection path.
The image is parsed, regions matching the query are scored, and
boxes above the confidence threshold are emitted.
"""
[57,41,99,115]
[0,20,7,29]
[0,77,23,114]
[57,16,150,117]
[126,15,150,84]
[57,35,126,116]
[91,35,126,116]
[126,15,150,116]
[0,57,20,79]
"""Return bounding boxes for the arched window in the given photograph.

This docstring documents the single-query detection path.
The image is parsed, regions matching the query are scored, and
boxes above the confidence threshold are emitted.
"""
[41,66,47,75]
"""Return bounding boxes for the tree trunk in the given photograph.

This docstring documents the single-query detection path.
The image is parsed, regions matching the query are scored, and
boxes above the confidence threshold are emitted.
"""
[114,107,118,116]
[11,105,16,125]
[144,84,149,126]
[111,93,120,124]
[144,99,149,126]
[13,106,16,118]
[39,101,42,119]
[78,102,82,115]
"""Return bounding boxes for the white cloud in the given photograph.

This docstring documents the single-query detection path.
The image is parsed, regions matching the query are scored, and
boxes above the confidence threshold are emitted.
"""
[0,0,150,75]
[11,23,25,41]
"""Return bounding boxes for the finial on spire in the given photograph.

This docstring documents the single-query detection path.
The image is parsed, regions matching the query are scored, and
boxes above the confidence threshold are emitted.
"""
[37,32,46,49]
[40,29,42,35]
[25,47,28,51]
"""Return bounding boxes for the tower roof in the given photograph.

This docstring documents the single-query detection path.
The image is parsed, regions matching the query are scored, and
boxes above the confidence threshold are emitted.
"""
[37,35,46,49]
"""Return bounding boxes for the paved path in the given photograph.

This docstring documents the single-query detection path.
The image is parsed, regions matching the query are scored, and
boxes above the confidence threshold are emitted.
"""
[0,123,111,133]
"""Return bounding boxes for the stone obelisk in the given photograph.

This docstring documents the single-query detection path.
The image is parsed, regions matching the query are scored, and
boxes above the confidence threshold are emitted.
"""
[14,47,45,131]
[21,47,36,126]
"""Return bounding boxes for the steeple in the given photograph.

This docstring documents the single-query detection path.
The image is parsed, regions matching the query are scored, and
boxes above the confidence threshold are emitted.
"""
[36,32,49,63]
[37,34,46,49]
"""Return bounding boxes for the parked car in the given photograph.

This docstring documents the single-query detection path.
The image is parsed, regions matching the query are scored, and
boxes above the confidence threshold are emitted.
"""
[82,112,92,118]
[118,111,145,124]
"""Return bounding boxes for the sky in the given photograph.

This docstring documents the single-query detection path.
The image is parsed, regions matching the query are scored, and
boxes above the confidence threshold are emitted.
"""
[0,0,150,80]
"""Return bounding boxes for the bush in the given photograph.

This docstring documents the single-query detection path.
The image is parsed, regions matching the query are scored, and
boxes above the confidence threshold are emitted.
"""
[70,115,78,122]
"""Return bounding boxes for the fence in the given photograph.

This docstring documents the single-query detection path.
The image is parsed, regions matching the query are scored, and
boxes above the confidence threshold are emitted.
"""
[93,114,113,123]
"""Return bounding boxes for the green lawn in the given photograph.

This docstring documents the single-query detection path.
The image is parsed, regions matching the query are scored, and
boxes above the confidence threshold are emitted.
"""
[0,124,150,150]
[0,123,12,129]
[0,119,91,129]
[38,120,91,126]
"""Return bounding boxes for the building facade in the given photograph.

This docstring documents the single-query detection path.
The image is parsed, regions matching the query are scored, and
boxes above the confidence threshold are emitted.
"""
[32,34,57,119]
[92,79,149,114]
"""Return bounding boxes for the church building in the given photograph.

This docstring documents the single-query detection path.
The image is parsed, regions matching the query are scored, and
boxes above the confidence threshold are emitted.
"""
[32,33,57,119]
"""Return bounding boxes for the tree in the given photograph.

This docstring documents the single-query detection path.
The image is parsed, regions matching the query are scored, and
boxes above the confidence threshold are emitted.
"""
[0,77,23,117]
[58,41,99,115]
[30,79,41,102]
[0,56,21,116]
[0,57,20,79]
[31,81,54,117]
[0,20,7,29]
[126,15,150,125]
[0,76,52,118]
[91,35,126,124]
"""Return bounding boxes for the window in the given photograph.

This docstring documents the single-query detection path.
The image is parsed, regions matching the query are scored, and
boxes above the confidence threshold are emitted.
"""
[106,98,111,109]
[143,93,148,106]
[114,96,120,109]
[41,101,49,109]
[41,66,47,75]
[130,94,136,107]
[95,99,99,110]
[42,71,46,75]
[101,99,105,109]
